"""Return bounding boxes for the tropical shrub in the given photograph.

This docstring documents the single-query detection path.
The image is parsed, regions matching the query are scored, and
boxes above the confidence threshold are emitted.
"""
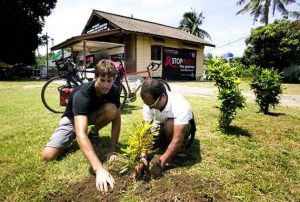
[206,57,246,129]
[250,67,282,114]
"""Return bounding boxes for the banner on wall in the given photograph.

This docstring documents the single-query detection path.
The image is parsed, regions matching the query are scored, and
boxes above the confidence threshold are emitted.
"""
[162,47,196,80]
[86,54,95,69]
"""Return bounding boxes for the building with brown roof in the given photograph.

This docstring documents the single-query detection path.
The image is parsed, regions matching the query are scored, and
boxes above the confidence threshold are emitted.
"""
[51,10,215,80]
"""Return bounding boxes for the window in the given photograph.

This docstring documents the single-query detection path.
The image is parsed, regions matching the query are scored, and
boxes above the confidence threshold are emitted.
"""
[151,45,162,60]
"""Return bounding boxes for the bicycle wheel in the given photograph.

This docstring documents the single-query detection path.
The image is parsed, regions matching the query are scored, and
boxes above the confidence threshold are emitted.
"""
[41,76,77,113]
[119,83,127,109]
[158,79,171,92]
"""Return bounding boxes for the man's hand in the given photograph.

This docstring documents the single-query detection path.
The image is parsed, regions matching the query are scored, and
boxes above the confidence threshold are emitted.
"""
[149,157,163,179]
[104,152,117,162]
[134,158,148,179]
[95,168,115,194]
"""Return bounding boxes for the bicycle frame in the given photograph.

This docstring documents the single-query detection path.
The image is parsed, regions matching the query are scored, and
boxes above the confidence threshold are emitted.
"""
[118,61,157,95]
[122,69,150,95]
[58,61,94,85]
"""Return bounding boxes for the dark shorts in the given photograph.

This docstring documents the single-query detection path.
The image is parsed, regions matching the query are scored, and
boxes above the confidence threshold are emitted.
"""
[152,119,195,151]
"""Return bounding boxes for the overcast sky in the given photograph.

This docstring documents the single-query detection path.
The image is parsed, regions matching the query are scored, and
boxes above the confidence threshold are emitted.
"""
[41,0,299,57]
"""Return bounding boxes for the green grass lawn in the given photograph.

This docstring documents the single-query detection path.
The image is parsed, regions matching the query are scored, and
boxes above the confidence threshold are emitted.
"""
[0,81,299,201]
[170,80,300,95]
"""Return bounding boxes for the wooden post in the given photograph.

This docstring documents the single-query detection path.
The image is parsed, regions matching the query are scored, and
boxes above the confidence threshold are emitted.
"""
[71,46,73,60]
[83,40,86,69]
[83,40,87,78]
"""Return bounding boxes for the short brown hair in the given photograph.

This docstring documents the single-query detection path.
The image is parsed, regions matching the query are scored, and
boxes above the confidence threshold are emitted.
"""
[95,59,116,78]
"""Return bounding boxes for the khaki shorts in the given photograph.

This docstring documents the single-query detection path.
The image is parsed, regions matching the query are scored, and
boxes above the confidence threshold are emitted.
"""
[46,116,75,149]
[46,113,97,149]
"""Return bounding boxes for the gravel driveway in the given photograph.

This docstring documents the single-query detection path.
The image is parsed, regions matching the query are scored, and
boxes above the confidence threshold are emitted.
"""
[169,83,300,108]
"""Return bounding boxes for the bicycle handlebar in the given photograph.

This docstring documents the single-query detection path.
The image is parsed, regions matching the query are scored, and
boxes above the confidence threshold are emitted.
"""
[147,62,161,71]
[55,58,76,71]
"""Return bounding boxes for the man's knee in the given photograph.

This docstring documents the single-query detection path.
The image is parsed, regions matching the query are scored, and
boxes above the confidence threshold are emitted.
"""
[100,103,117,120]
[163,119,174,137]
[41,147,63,161]
[163,119,190,138]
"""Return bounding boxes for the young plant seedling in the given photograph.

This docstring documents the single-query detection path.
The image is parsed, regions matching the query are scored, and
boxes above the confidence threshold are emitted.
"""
[120,117,157,178]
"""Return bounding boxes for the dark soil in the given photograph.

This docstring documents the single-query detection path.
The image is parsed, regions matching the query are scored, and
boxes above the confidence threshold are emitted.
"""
[44,171,224,202]
[44,155,226,202]
[44,172,131,202]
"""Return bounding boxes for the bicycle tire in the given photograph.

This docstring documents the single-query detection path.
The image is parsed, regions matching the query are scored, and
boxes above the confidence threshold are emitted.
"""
[158,79,171,92]
[41,76,77,113]
[119,83,127,109]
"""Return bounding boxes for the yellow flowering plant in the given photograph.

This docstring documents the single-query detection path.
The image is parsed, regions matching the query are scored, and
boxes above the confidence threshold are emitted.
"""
[120,117,156,174]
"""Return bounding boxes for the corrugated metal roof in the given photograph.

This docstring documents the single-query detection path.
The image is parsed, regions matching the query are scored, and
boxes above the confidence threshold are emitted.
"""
[93,10,215,47]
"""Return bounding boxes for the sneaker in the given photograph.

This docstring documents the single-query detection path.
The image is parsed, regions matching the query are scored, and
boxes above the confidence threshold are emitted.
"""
[88,131,101,148]
[176,151,188,158]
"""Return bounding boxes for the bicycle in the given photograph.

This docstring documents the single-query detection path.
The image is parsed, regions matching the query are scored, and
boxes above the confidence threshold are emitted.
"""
[41,58,170,113]
[116,60,171,107]
[41,58,94,113]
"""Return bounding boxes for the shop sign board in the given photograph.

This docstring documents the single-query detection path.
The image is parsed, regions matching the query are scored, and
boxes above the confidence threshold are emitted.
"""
[86,22,108,34]
[162,47,196,80]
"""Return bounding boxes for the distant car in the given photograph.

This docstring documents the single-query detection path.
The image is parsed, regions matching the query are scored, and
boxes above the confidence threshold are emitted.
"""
[11,63,33,78]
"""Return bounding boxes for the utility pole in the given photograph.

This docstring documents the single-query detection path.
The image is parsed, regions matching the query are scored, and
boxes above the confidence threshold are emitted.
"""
[51,38,54,60]
[46,32,49,78]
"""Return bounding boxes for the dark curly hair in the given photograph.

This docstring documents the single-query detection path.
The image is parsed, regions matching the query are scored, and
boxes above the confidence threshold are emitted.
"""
[140,79,166,100]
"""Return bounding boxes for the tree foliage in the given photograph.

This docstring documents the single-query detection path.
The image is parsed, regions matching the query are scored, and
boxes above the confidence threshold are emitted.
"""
[242,20,300,72]
[178,8,211,41]
[0,0,57,65]
[236,0,300,25]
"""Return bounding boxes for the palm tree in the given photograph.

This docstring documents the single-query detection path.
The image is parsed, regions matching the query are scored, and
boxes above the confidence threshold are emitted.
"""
[178,9,211,41]
[236,0,300,25]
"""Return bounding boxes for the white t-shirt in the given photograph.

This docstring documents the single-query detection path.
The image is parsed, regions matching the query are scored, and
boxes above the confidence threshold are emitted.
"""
[142,91,193,125]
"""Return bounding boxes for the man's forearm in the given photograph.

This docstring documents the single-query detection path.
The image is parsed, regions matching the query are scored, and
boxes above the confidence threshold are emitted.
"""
[77,133,104,172]
[159,124,187,167]
[159,141,182,167]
